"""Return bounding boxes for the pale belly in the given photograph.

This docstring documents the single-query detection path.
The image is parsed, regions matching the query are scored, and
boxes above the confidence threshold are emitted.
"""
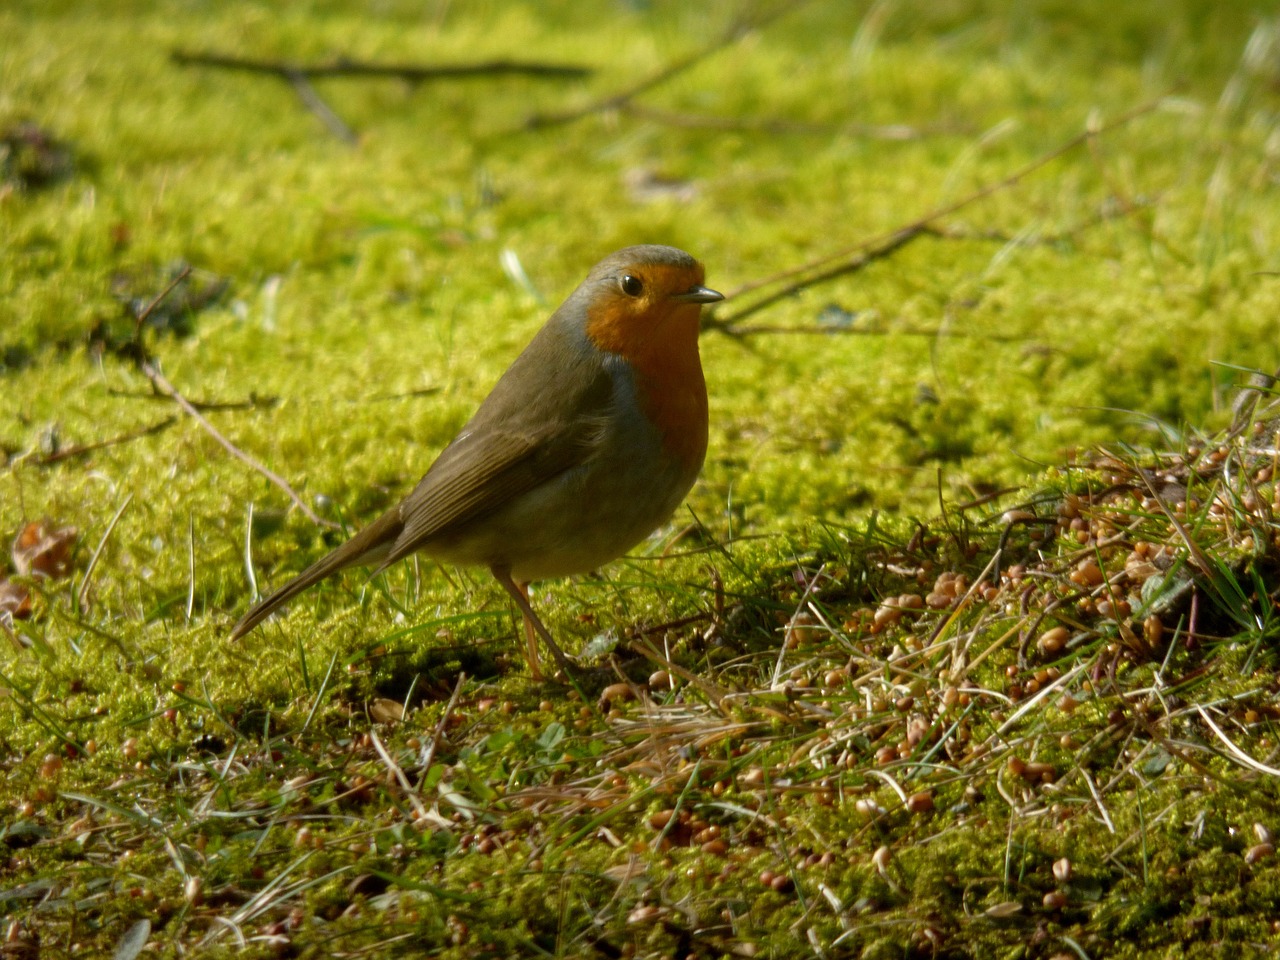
[420,439,697,582]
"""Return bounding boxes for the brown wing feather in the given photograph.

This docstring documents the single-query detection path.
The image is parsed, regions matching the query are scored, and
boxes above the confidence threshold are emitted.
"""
[375,318,616,567]
[379,424,592,569]
[229,295,615,639]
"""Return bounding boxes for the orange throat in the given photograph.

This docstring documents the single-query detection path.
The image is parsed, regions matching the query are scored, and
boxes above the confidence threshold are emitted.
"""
[586,302,708,471]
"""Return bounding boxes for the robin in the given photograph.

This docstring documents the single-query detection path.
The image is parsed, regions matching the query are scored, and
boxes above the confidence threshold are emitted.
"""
[230,245,722,680]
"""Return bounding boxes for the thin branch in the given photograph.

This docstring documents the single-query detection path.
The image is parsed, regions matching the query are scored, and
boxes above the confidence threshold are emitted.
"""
[1197,706,1280,777]
[107,387,278,412]
[416,673,467,785]
[171,51,591,82]
[285,68,358,144]
[619,102,931,140]
[122,268,335,529]
[77,494,133,611]
[714,207,1151,338]
[31,416,178,466]
[139,359,336,529]
[704,96,1168,332]
[523,4,804,130]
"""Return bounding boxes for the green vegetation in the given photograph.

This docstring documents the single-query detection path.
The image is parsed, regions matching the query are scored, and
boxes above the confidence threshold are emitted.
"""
[4,1,1280,956]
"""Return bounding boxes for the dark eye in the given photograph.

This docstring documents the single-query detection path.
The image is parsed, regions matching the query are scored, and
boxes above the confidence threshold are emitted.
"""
[619,275,644,297]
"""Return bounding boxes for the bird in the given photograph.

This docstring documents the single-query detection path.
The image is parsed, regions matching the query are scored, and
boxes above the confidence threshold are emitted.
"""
[230,245,722,680]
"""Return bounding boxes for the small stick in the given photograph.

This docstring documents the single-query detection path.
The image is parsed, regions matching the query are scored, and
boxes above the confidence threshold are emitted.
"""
[106,387,277,412]
[285,69,358,144]
[33,415,178,465]
[127,265,334,529]
[524,5,802,130]
[76,494,134,611]
[139,358,336,529]
[620,102,928,140]
[369,727,431,823]
[417,672,467,783]
[171,50,591,82]
[705,96,1168,330]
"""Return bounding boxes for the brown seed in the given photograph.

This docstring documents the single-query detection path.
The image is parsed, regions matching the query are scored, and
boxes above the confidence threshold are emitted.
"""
[1070,560,1104,587]
[1026,762,1056,783]
[1038,626,1069,655]
[874,605,902,628]
[759,869,776,887]
[369,698,404,724]
[855,798,885,817]
[1143,615,1164,646]
[906,791,934,813]
[1042,890,1067,909]
[648,670,672,690]
[648,810,675,830]
[823,669,848,688]
[1052,857,1072,883]
[1246,842,1275,865]
[701,839,727,856]
[872,845,892,873]
[39,754,62,780]
[598,683,636,706]
[627,905,665,925]
[770,874,794,893]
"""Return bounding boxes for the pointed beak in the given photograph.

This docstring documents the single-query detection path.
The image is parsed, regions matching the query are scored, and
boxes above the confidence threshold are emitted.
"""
[673,284,724,304]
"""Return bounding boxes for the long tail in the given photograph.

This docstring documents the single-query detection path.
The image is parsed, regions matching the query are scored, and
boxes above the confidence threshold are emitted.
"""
[229,509,403,641]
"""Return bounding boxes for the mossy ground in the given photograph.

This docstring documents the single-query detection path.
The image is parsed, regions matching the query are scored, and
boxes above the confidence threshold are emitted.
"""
[4,1,1280,957]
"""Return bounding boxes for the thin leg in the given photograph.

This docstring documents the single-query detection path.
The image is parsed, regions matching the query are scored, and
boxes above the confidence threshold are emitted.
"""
[490,565,576,680]
[519,590,542,682]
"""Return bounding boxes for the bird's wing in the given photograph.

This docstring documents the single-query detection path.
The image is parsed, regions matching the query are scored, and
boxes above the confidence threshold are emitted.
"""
[377,360,614,568]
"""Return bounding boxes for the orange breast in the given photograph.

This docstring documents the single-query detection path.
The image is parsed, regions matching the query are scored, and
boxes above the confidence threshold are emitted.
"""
[585,292,708,472]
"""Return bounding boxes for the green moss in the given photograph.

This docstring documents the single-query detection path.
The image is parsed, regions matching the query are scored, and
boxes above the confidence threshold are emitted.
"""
[6,0,1280,955]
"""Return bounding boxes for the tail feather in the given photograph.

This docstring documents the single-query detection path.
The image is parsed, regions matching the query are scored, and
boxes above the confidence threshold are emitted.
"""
[229,509,403,641]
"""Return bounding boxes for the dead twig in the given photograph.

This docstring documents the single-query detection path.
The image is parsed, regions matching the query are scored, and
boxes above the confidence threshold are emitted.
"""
[172,50,590,145]
[139,359,336,530]
[107,387,278,412]
[524,4,804,130]
[31,416,179,466]
[126,266,336,530]
[285,68,358,144]
[171,51,591,82]
[618,103,932,140]
[704,97,1167,333]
